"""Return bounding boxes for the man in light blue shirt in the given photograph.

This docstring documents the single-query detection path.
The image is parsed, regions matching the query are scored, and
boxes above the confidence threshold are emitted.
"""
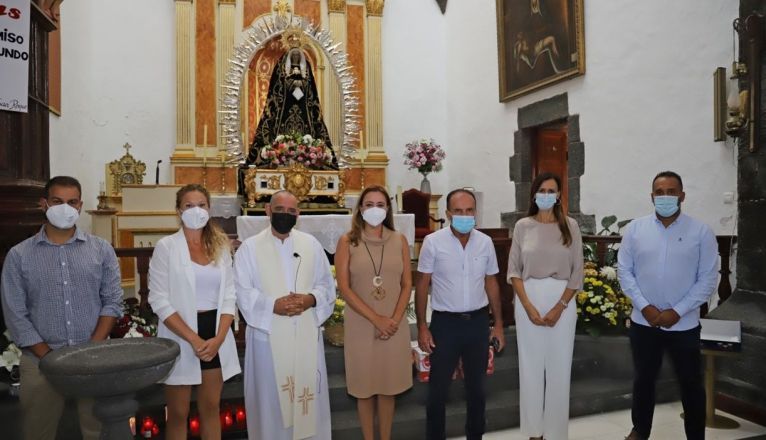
[618,171,719,440]
[1,176,123,440]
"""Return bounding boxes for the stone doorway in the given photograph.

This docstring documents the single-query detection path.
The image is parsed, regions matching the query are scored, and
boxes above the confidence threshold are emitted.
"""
[534,125,569,213]
[501,93,595,233]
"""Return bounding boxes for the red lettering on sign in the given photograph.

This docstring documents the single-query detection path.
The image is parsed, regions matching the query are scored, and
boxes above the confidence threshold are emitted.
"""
[0,5,22,19]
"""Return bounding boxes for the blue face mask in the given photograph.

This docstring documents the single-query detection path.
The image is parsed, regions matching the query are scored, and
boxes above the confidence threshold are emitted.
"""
[654,195,679,217]
[451,215,475,234]
[535,193,557,211]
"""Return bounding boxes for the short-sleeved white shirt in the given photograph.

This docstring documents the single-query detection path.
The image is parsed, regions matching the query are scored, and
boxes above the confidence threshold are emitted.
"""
[417,227,499,313]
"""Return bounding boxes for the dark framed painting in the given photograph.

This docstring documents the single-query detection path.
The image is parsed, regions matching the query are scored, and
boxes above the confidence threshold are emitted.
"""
[496,0,585,102]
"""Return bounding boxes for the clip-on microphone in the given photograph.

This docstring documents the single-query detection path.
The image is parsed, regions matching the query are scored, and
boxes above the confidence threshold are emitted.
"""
[293,252,302,293]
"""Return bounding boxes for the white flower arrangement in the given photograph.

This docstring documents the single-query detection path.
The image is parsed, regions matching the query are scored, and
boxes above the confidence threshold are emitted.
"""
[125,327,147,338]
[599,266,617,281]
[577,262,632,336]
[0,330,21,372]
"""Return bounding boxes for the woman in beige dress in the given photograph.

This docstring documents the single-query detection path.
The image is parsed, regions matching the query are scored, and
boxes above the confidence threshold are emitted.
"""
[335,185,413,440]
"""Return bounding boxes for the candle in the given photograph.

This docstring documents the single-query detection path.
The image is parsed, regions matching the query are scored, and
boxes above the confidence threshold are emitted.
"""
[99,181,105,194]
[203,124,208,147]
[360,130,365,150]
[396,185,403,212]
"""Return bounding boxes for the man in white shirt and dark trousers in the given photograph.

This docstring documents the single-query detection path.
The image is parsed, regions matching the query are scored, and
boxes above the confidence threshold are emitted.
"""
[416,189,506,440]
[618,171,719,440]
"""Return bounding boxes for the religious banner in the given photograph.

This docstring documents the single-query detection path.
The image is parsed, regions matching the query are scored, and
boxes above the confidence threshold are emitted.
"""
[0,0,30,113]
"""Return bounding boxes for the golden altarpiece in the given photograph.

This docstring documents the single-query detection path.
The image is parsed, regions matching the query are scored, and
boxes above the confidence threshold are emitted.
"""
[170,0,390,203]
[90,0,391,294]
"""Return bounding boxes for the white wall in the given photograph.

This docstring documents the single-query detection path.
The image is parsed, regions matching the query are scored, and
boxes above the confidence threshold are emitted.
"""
[568,0,739,235]
[51,0,739,234]
[50,0,176,232]
[383,0,739,233]
[381,0,448,214]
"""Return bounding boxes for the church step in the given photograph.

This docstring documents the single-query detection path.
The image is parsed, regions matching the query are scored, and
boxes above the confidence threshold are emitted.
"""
[329,376,681,440]
[13,330,681,439]
[326,353,598,413]
[135,330,678,419]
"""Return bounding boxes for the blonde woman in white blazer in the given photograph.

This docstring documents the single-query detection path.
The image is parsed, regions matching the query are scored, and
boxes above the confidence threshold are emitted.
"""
[149,184,241,440]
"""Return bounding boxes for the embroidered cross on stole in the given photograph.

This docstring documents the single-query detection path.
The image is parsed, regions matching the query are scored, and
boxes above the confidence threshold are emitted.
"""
[253,229,319,440]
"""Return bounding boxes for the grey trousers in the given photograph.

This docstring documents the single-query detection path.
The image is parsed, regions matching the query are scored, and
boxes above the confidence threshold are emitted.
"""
[20,352,101,440]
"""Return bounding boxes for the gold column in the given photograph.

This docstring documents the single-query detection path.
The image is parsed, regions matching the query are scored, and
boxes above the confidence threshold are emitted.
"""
[175,0,196,154]
[327,0,347,148]
[365,0,388,164]
[216,0,237,152]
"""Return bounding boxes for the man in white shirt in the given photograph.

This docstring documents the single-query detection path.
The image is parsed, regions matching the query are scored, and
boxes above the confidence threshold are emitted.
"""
[415,189,505,440]
[234,190,336,440]
[618,171,719,440]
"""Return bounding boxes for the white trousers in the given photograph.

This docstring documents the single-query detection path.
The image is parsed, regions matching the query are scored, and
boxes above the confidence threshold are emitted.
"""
[515,277,577,440]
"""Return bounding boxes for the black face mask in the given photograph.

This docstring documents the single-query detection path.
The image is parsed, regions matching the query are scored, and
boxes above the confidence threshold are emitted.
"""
[270,212,297,234]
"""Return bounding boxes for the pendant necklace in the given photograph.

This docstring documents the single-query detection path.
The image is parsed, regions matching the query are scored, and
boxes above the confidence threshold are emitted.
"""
[363,241,386,300]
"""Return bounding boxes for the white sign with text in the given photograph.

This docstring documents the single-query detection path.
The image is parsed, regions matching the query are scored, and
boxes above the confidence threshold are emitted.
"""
[0,1,31,113]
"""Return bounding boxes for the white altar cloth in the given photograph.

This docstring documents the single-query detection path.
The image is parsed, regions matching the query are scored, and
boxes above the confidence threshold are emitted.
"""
[236,214,415,254]
[210,195,244,218]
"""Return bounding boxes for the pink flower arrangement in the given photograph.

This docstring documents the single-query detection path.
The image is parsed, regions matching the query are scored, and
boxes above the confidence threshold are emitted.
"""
[260,133,333,169]
[403,138,446,174]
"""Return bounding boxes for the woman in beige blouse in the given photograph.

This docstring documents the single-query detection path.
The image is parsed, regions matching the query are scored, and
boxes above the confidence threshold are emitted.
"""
[507,172,584,440]
[335,185,413,440]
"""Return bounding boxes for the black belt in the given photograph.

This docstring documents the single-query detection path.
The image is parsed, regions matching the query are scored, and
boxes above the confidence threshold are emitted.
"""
[432,306,488,320]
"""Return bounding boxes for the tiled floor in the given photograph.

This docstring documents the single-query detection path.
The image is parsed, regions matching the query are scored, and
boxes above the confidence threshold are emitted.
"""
[449,401,766,440]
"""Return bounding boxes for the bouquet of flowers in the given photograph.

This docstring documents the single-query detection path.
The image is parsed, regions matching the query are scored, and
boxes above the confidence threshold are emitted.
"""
[322,266,345,346]
[575,262,632,336]
[403,138,446,174]
[111,299,158,338]
[0,330,20,376]
[326,298,345,326]
[259,133,334,169]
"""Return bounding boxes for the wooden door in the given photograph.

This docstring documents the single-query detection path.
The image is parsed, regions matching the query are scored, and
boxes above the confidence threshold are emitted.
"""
[533,128,568,213]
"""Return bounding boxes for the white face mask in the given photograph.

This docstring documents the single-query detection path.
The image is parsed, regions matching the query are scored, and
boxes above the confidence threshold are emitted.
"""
[181,206,210,230]
[361,206,387,227]
[46,203,80,229]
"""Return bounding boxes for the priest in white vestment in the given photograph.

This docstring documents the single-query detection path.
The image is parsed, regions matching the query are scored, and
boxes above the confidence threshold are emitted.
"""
[234,190,335,440]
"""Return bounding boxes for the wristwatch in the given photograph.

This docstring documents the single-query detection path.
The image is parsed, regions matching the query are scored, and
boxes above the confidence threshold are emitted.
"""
[559,299,568,308]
